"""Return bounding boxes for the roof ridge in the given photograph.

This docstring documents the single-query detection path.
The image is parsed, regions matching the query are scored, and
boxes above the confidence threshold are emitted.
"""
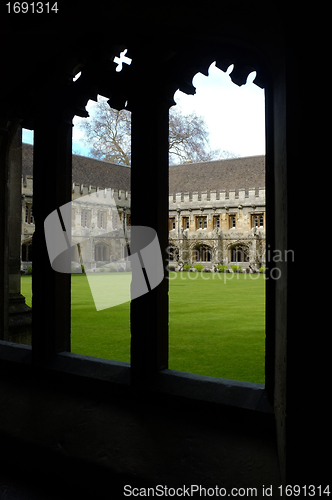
[22,142,130,169]
[23,143,264,169]
[169,154,265,167]
[72,152,131,169]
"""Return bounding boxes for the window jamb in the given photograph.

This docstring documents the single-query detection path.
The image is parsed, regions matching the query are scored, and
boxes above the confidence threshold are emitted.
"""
[229,214,236,228]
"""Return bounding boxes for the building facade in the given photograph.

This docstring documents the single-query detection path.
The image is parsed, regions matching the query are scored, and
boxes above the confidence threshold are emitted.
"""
[21,144,265,272]
[70,185,131,272]
[168,186,265,270]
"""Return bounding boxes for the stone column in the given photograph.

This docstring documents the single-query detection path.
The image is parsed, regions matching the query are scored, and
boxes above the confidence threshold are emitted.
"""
[32,92,73,364]
[8,126,32,343]
[130,86,170,385]
[0,122,11,341]
[0,123,32,344]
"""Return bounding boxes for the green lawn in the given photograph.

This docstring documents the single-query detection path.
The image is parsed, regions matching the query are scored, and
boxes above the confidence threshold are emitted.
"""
[21,271,265,384]
[168,272,265,383]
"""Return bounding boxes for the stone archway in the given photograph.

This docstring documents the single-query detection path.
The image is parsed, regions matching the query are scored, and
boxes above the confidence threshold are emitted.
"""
[21,239,33,263]
[229,243,249,263]
[0,122,32,343]
[94,242,110,262]
[192,243,213,262]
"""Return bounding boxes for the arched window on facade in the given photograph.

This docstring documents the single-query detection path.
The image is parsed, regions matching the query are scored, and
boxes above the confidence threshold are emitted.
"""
[95,243,108,262]
[124,243,130,260]
[230,244,249,263]
[22,241,33,262]
[192,244,212,262]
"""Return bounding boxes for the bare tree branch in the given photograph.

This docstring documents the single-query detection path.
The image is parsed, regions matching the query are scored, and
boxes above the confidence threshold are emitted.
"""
[78,99,131,166]
[76,97,236,166]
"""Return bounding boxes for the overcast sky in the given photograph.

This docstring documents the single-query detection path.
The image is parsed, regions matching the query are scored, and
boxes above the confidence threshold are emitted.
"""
[173,62,265,158]
[23,61,265,159]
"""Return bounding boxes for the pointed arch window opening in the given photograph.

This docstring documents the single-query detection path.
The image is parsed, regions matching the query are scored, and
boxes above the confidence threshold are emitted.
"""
[168,57,266,384]
[70,89,132,364]
[18,48,266,386]
[230,244,250,263]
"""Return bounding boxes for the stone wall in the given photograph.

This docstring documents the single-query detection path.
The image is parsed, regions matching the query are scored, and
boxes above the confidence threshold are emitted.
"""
[168,187,266,268]
[21,178,266,270]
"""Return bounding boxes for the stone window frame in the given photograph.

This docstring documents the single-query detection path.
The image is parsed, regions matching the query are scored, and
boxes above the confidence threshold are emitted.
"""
[112,213,119,230]
[251,213,265,228]
[97,211,107,229]
[193,244,212,262]
[169,217,176,230]
[25,204,34,224]
[80,209,91,228]
[229,214,236,229]
[0,39,281,424]
[182,216,189,229]
[229,243,250,263]
[195,215,207,229]
[95,243,109,261]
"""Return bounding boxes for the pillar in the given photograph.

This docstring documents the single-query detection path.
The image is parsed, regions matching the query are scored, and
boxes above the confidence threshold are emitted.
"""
[0,122,32,344]
[31,93,73,364]
[0,122,11,341]
[8,126,32,343]
[130,87,170,385]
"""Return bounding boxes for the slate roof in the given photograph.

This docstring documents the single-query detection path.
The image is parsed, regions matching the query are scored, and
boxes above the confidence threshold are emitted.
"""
[71,153,131,191]
[169,156,265,195]
[22,143,265,194]
[22,143,34,177]
[22,143,131,191]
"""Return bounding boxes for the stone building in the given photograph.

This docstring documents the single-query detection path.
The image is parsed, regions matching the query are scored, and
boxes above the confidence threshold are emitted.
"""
[21,143,132,272]
[21,143,265,272]
[168,156,265,269]
[0,4,327,495]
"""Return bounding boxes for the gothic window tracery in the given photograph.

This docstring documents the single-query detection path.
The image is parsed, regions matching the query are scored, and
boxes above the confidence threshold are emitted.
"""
[193,244,212,262]
[229,244,249,262]
[95,243,108,261]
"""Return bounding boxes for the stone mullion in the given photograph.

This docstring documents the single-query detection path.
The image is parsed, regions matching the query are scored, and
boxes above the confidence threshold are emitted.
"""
[7,125,32,343]
[0,124,11,341]
[130,92,170,386]
[31,95,73,364]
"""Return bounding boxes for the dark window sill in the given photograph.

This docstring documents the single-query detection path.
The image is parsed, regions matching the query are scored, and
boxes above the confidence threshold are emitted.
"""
[0,341,272,415]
